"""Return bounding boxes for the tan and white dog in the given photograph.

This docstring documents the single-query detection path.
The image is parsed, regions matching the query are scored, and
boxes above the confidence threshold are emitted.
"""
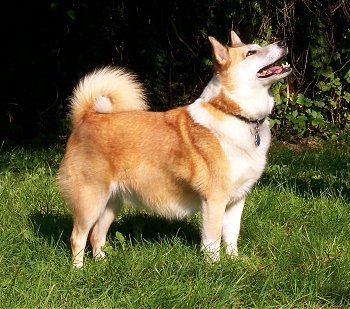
[57,31,291,268]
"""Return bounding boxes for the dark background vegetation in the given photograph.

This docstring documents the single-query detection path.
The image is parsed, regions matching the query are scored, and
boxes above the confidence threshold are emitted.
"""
[1,0,350,146]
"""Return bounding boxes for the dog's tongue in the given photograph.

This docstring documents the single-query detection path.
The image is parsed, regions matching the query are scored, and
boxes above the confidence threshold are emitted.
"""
[257,66,283,77]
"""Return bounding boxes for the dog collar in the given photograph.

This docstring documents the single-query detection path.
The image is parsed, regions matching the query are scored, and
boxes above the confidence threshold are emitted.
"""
[200,97,265,147]
[234,115,266,147]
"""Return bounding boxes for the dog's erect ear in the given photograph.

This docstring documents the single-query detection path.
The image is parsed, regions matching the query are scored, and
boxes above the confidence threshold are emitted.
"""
[208,36,229,66]
[230,31,243,47]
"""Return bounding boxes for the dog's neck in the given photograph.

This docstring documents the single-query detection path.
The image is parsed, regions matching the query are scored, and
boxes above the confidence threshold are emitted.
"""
[200,76,274,121]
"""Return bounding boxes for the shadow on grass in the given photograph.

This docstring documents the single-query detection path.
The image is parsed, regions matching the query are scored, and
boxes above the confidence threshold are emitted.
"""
[30,211,200,250]
[110,213,201,247]
[30,212,72,249]
[260,173,350,201]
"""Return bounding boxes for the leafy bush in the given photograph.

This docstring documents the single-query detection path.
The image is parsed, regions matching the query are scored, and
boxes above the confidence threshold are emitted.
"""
[2,0,349,144]
[266,2,350,139]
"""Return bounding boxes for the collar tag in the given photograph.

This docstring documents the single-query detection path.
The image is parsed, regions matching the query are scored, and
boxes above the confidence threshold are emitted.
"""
[255,120,261,147]
[231,114,265,147]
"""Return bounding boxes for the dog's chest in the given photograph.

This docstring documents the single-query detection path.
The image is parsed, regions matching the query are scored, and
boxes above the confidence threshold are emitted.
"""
[220,135,268,200]
[188,100,270,200]
[214,120,271,201]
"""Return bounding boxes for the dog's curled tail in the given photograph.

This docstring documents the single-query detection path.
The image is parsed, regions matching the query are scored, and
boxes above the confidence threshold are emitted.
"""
[69,66,147,126]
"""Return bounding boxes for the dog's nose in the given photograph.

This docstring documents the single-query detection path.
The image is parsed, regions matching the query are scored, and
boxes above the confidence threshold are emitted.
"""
[277,40,287,48]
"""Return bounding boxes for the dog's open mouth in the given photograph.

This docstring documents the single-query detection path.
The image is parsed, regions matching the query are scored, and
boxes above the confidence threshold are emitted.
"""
[257,62,291,78]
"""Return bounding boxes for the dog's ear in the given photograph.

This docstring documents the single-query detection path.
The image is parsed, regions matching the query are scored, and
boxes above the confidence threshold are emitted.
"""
[230,31,243,47]
[208,36,229,66]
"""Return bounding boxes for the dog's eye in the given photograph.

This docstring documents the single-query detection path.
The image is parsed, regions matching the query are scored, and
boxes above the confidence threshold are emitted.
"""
[246,50,256,57]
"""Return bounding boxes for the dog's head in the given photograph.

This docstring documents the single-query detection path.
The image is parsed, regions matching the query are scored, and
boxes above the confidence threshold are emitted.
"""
[209,31,292,90]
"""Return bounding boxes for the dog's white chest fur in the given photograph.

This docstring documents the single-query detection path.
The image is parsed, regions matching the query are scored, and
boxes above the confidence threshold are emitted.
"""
[188,99,270,202]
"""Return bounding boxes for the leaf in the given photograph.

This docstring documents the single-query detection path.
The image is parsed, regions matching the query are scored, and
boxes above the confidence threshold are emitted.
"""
[317,81,332,92]
[268,118,280,128]
[65,10,76,21]
[115,231,126,251]
[50,2,59,9]
[343,92,350,103]
[320,66,334,79]
[330,99,338,108]
[203,58,212,66]
[274,93,281,104]
[314,100,325,108]
[296,93,306,105]
[344,69,350,83]
[102,241,116,256]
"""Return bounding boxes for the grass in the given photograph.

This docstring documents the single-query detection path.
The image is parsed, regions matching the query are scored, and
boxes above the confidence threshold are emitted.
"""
[0,139,350,308]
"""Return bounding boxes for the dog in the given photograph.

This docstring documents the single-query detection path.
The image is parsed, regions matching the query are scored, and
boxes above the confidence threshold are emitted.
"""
[57,31,292,268]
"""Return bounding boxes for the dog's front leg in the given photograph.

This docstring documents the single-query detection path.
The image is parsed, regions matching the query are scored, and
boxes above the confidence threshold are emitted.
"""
[200,198,227,262]
[222,198,245,257]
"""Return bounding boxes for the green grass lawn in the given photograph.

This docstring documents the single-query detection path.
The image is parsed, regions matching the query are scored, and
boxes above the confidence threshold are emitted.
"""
[1,140,349,308]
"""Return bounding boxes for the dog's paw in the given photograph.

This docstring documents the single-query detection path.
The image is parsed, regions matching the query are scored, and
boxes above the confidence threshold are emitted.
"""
[72,260,84,269]
[93,250,106,261]
[225,244,238,258]
[202,248,221,263]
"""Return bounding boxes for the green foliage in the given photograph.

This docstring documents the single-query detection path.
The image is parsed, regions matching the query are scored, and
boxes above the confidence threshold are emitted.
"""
[2,0,350,144]
[103,232,127,257]
[269,5,350,140]
[271,81,338,139]
[307,18,350,137]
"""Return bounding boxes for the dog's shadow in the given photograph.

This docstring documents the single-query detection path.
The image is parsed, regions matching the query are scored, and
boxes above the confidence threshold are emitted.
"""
[109,213,201,247]
[30,211,201,250]
[30,211,72,249]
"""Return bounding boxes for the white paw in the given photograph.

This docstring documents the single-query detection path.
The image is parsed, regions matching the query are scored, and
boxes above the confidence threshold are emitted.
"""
[73,259,84,269]
[94,250,106,261]
[202,243,221,262]
[226,244,238,257]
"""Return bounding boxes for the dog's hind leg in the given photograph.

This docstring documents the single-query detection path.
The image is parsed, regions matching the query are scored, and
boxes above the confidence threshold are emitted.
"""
[222,198,245,257]
[89,198,123,261]
[70,185,110,269]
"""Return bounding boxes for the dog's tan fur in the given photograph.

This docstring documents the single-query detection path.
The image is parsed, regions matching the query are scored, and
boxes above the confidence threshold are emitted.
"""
[57,31,291,268]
